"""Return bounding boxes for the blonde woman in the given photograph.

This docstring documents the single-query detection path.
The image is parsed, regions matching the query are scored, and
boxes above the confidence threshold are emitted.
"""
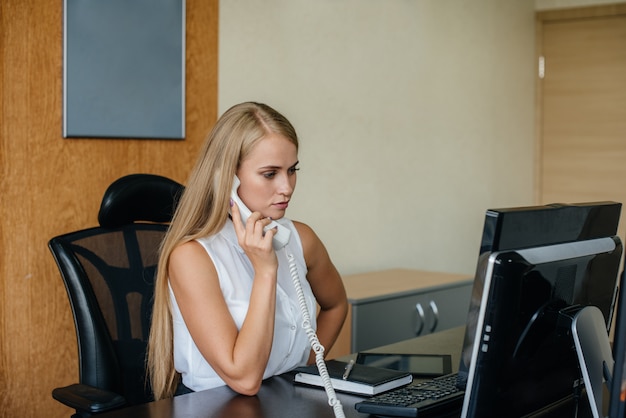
[147,102,348,400]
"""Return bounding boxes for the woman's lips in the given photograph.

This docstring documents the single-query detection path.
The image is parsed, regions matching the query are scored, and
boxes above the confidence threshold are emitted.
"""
[273,202,289,210]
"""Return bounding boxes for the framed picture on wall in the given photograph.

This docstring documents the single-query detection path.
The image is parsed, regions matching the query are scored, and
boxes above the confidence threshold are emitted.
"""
[63,0,185,139]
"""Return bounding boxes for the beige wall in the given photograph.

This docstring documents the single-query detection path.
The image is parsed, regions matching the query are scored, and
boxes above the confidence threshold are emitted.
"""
[219,0,537,277]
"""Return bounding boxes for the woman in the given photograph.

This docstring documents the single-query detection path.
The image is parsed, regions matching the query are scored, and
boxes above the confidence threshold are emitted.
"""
[147,102,348,400]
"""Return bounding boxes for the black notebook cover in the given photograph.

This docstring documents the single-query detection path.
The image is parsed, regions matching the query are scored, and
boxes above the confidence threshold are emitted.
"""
[294,359,413,396]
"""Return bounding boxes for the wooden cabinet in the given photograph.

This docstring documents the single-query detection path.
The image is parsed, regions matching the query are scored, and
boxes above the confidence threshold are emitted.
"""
[326,269,472,359]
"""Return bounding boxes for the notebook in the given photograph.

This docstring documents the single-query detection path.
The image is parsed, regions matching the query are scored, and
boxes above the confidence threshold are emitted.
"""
[294,359,413,396]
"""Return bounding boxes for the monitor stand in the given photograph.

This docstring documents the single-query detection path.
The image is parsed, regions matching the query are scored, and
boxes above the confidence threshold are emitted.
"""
[571,305,615,418]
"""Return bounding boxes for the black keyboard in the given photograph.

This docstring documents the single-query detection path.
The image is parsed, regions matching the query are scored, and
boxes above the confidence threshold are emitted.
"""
[354,373,464,417]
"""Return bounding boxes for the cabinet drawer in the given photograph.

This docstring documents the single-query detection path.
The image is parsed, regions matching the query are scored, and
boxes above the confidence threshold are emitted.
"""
[351,282,472,352]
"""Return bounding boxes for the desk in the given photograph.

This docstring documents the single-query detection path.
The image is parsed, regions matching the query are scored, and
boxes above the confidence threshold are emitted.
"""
[98,328,465,418]
[98,327,591,418]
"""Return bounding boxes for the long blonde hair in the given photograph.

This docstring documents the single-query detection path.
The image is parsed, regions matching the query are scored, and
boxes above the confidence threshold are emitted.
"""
[147,102,299,400]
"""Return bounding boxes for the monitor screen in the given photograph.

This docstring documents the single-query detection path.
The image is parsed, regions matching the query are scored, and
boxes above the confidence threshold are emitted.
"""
[460,236,623,417]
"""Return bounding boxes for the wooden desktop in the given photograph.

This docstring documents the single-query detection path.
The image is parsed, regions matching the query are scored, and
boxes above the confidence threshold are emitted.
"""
[97,327,466,418]
[96,324,595,418]
[95,267,596,418]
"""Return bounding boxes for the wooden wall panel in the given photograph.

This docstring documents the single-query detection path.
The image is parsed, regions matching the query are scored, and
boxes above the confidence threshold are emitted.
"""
[536,5,626,239]
[0,1,218,416]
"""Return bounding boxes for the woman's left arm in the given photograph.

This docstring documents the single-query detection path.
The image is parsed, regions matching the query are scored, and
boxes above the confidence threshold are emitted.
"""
[293,221,348,363]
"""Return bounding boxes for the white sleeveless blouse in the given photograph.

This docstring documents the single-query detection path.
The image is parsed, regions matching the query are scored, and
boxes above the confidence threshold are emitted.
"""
[170,218,317,392]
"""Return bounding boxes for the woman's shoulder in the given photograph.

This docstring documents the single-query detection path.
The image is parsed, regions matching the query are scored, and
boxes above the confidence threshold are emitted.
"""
[170,230,227,263]
[170,240,207,263]
[168,240,218,285]
[290,220,316,240]
[290,220,325,253]
[194,220,237,249]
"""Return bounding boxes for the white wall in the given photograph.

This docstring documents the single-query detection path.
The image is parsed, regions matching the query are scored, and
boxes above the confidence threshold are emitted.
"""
[218,0,536,276]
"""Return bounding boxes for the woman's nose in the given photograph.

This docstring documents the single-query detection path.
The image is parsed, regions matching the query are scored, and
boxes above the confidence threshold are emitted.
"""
[277,174,294,196]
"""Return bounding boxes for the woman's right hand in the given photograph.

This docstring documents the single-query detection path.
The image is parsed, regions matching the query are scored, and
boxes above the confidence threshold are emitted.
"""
[230,200,278,276]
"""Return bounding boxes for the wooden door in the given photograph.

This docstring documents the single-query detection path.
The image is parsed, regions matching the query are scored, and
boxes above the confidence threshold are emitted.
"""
[536,6,626,239]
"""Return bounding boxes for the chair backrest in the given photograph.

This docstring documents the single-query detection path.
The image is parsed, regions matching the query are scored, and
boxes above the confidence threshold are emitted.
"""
[49,174,183,405]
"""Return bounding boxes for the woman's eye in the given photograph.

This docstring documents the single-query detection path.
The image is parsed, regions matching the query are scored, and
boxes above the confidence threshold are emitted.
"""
[263,172,277,179]
[289,166,300,174]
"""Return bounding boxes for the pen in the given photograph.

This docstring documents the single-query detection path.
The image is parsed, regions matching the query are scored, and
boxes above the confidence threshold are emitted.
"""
[342,359,355,380]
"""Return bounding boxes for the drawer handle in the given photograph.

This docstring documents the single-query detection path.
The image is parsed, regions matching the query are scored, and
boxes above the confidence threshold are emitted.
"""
[415,303,425,335]
[429,300,439,332]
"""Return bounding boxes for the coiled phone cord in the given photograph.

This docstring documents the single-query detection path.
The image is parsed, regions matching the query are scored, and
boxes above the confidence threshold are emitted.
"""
[286,251,346,418]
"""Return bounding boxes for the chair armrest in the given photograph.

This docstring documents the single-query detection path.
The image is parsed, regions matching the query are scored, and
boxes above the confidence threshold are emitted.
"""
[52,383,127,414]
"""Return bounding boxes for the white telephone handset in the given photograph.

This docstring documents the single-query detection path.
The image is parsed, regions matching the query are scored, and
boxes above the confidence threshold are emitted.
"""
[231,176,345,417]
[230,176,291,250]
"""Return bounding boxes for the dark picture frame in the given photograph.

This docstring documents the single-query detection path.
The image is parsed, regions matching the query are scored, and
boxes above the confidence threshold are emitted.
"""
[63,0,185,139]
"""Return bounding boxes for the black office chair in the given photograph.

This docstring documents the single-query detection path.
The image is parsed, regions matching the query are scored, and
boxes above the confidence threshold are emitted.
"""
[49,174,184,417]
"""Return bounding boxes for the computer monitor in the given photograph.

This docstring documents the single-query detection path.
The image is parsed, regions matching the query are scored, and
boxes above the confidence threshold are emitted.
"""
[459,202,622,382]
[460,236,623,417]
[478,202,621,255]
